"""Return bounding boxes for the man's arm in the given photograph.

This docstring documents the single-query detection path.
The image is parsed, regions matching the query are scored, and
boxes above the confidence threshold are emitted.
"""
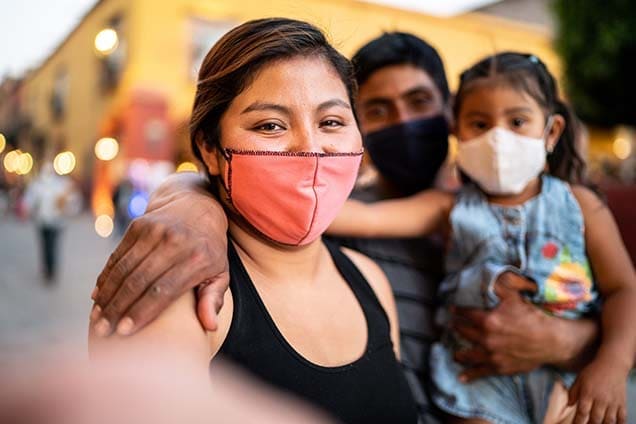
[91,172,230,337]
[452,272,600,382]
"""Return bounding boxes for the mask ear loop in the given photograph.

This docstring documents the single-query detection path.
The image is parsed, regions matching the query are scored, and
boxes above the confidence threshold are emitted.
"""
[220,148,234,202]
[543,115,556,153]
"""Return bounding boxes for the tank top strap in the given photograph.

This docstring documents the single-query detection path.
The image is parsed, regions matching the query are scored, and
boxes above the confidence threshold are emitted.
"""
[323,239,392,351]
[226,238,392,354]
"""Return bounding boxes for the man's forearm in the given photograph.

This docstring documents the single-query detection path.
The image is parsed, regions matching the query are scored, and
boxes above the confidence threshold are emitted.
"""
[93,170,230,336]
[148,172,212,212]
[548,316,599,371]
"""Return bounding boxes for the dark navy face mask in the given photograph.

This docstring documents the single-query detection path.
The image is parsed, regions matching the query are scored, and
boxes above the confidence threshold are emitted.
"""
[364,115,449,195]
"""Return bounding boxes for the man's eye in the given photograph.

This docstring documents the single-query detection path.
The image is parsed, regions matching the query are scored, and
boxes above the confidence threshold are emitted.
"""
[409,96,432,109]
[364,107,387,120]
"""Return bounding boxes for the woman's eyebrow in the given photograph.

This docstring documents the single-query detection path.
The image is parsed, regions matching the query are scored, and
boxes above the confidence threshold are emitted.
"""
[317,98,351,112]
[241,102,291,116]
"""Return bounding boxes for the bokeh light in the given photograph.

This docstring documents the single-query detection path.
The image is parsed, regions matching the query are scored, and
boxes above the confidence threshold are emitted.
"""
[176,161,198,173]
[128,191,149,218]
[0,133,6,154]
[95,137,119,161]
[95,214,114,238]
[3,149,21,173]
[94,28,118,55]
[92,186,115,218]
[128,158,150,187]
[613,137,632,160]
[53,151,76,175]
[15,152,33,175]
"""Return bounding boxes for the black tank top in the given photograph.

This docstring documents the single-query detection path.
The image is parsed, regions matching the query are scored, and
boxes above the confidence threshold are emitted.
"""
[216,240,417,424]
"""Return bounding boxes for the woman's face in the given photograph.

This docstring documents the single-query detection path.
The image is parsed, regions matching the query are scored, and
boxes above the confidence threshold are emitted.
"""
[201,56,362,176]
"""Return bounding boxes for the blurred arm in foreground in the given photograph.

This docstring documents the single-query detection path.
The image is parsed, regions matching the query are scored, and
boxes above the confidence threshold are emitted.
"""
[0,347,330,424]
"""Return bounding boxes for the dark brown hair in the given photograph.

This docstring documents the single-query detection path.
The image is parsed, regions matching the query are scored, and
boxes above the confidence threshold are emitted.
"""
[454,52,586,185]
[190,17,357,164]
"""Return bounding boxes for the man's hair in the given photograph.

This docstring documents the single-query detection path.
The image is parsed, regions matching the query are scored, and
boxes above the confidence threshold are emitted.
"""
[351,32,450,102]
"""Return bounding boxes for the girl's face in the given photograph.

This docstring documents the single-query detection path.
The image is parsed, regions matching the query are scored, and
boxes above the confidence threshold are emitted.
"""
[199,56,362,176]
[455,83,564,148]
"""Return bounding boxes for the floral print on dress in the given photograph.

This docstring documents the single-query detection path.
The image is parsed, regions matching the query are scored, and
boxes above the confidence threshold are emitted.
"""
[542,245,593,315]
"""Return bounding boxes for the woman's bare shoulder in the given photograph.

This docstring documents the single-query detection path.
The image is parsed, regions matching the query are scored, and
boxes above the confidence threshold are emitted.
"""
[339,248,392,307]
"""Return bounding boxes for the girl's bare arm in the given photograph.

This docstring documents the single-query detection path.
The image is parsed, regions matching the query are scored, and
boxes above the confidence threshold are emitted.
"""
[569,186,636,423]
[573,186,636,369]
[328,189,454,239]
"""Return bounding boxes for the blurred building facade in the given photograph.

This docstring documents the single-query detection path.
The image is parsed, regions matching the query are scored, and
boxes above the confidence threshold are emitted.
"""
[1,0,629,218]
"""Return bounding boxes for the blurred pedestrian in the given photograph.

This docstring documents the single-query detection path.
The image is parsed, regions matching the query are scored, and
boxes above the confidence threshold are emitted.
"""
[23,162,81,283]
[112,178,134,237]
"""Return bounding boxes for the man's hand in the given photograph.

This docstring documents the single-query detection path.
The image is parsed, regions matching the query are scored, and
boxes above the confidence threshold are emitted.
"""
[90,173,230,337]
[452,272,598,382]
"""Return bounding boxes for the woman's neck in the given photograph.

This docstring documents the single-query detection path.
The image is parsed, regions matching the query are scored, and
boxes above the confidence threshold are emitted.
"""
[228,221,327,286]
[486,175,543,206]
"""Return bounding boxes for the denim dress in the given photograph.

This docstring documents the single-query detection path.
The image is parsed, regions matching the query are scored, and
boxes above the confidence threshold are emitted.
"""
[430,175,598,424]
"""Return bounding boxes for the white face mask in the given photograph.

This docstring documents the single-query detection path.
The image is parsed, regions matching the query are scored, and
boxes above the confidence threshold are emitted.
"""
[456,119,553,195]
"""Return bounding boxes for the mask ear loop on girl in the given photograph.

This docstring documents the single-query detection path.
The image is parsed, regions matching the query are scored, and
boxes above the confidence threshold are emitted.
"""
[543,115,556,153]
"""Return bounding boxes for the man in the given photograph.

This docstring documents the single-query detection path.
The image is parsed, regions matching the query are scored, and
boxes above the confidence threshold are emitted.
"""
[24,161,81,282]
[91,33,599,422]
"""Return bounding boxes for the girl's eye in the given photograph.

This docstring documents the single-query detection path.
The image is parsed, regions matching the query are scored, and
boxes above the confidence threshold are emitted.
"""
[471,121,487,130]
[512,118,526,127]
[255,122,285,132]
[320,119,344,128]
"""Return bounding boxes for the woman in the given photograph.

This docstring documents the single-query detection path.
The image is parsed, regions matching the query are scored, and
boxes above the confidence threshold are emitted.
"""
[90,18,417,424]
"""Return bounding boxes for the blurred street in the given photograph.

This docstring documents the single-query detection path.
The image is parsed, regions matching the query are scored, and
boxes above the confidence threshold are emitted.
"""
[0,213,114,361]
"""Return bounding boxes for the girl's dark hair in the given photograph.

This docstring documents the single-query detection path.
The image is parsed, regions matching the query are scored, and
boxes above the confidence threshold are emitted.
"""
[453,52,586,185]
[190,17,357,164]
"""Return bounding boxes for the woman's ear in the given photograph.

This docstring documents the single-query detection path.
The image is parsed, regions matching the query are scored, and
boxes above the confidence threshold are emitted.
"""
[546,114,565,153]
[196,134,222,176]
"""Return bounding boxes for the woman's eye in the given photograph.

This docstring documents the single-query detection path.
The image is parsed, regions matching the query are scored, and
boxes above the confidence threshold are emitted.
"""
[320,119,344,128]
[255,122,284,132]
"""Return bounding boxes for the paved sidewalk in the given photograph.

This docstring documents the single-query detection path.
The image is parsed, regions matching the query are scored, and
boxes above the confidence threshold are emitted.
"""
[0,213,116,361]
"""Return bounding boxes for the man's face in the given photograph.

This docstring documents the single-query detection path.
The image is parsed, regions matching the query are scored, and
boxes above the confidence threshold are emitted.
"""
[356,64,446,135]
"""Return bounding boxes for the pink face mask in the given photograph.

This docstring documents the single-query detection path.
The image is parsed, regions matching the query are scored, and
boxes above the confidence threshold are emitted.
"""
[222,148,363,246]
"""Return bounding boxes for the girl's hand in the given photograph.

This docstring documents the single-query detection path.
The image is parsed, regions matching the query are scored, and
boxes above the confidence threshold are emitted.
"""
[569,356,629,424]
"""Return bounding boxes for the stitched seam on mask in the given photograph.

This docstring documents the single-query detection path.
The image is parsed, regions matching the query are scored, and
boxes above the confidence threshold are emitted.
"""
[224,148,363,157]
[298,156,320,245]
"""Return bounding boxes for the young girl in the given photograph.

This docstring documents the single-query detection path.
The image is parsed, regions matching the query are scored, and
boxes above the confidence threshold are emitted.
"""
[329,52,636,424]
